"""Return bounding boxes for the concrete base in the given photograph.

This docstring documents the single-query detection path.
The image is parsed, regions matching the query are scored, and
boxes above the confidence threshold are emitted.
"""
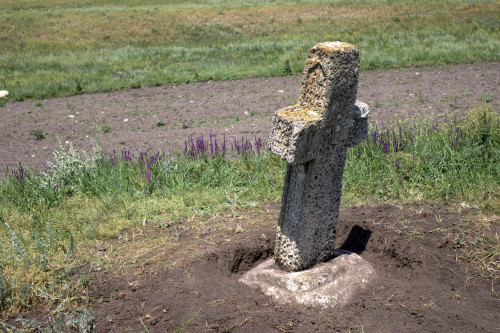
[239,250,376,308]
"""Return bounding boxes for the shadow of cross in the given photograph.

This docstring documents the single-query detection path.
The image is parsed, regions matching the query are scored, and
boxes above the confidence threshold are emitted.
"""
[269,42,370,272]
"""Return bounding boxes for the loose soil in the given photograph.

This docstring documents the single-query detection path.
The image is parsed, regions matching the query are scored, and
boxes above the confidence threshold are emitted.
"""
[2,63,499,332]
[0,62,498,169]
[89,202,499,332]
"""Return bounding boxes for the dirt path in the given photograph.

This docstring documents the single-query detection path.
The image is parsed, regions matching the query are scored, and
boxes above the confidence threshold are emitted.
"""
[1,62,498,169]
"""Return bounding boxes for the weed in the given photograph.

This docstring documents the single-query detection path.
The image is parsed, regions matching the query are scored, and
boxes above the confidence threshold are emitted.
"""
[156,120,166,127]
[30,129,45,140]
[7,305,95,332]
[100,125,112,133]
[439,96,458,103]
[174,307,201,333]
[466,101,498,143]
[482,92,493,103]
[75,79,83,94]
[388,97,405,107]
[454,237,465,248]
[283,60,293,75]
[36,102,43,107]
[418,90,424,104]
[0,264,11,310]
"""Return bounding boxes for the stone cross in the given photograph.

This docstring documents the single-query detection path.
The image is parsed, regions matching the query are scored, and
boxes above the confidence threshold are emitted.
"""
[269,42,370,272]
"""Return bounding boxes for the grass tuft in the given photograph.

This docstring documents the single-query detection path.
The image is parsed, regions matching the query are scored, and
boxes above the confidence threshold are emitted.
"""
[29,129,45,140]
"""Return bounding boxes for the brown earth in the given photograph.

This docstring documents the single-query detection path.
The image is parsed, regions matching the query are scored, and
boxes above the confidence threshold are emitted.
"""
[5,201,499,332]
[89,202,499,332]
[0,62,498,169]
[1,63,499,332]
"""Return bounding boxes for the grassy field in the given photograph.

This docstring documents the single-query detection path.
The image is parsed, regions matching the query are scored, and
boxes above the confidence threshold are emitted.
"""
[0,0,499,329]
[0,0,499,100]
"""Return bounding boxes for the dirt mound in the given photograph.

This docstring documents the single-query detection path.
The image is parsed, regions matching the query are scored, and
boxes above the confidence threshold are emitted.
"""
[87,203,499,332]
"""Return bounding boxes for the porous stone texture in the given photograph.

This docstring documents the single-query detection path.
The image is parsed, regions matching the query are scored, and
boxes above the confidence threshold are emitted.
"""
[269,42,370,271]
[239,250,377,308]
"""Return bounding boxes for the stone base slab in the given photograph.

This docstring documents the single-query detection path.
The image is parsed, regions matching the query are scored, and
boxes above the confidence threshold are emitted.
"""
[239,250,377,308]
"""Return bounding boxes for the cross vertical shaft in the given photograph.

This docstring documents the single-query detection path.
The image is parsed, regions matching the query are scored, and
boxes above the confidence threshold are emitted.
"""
[269,42,370,272]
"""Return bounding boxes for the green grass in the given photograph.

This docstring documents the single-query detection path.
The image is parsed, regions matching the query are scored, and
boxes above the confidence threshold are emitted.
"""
[0,0,499,100]
[0,102,498,321]
[0,141,287,316]
[343,102,499,209]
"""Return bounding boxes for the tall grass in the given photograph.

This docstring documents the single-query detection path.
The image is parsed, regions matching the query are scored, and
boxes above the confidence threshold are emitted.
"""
[0,102,498,319]
[0,0,498,100]
[343,102,499,208]
[0,136,286,316]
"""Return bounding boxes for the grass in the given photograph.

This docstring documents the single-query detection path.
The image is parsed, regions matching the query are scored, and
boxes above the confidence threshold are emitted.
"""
[0,102,498,325]
[100,124,111,133]
[343,102,499,210]
[0,137,285,317]
[29,129,45,140]
[0,0,499,100]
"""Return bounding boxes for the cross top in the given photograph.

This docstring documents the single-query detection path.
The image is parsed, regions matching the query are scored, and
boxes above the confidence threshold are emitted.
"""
[298,42,359,117]
[269,42,367,166]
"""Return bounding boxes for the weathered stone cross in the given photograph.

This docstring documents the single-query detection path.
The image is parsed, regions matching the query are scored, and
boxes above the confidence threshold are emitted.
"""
[269,41,370,272]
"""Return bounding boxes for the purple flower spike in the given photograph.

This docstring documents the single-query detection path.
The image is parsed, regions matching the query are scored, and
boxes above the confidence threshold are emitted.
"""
[144,170,152,182]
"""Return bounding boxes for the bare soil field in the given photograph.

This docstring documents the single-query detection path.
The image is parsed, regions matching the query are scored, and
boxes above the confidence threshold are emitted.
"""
[2,62,499,332]
[0,62,498,169]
